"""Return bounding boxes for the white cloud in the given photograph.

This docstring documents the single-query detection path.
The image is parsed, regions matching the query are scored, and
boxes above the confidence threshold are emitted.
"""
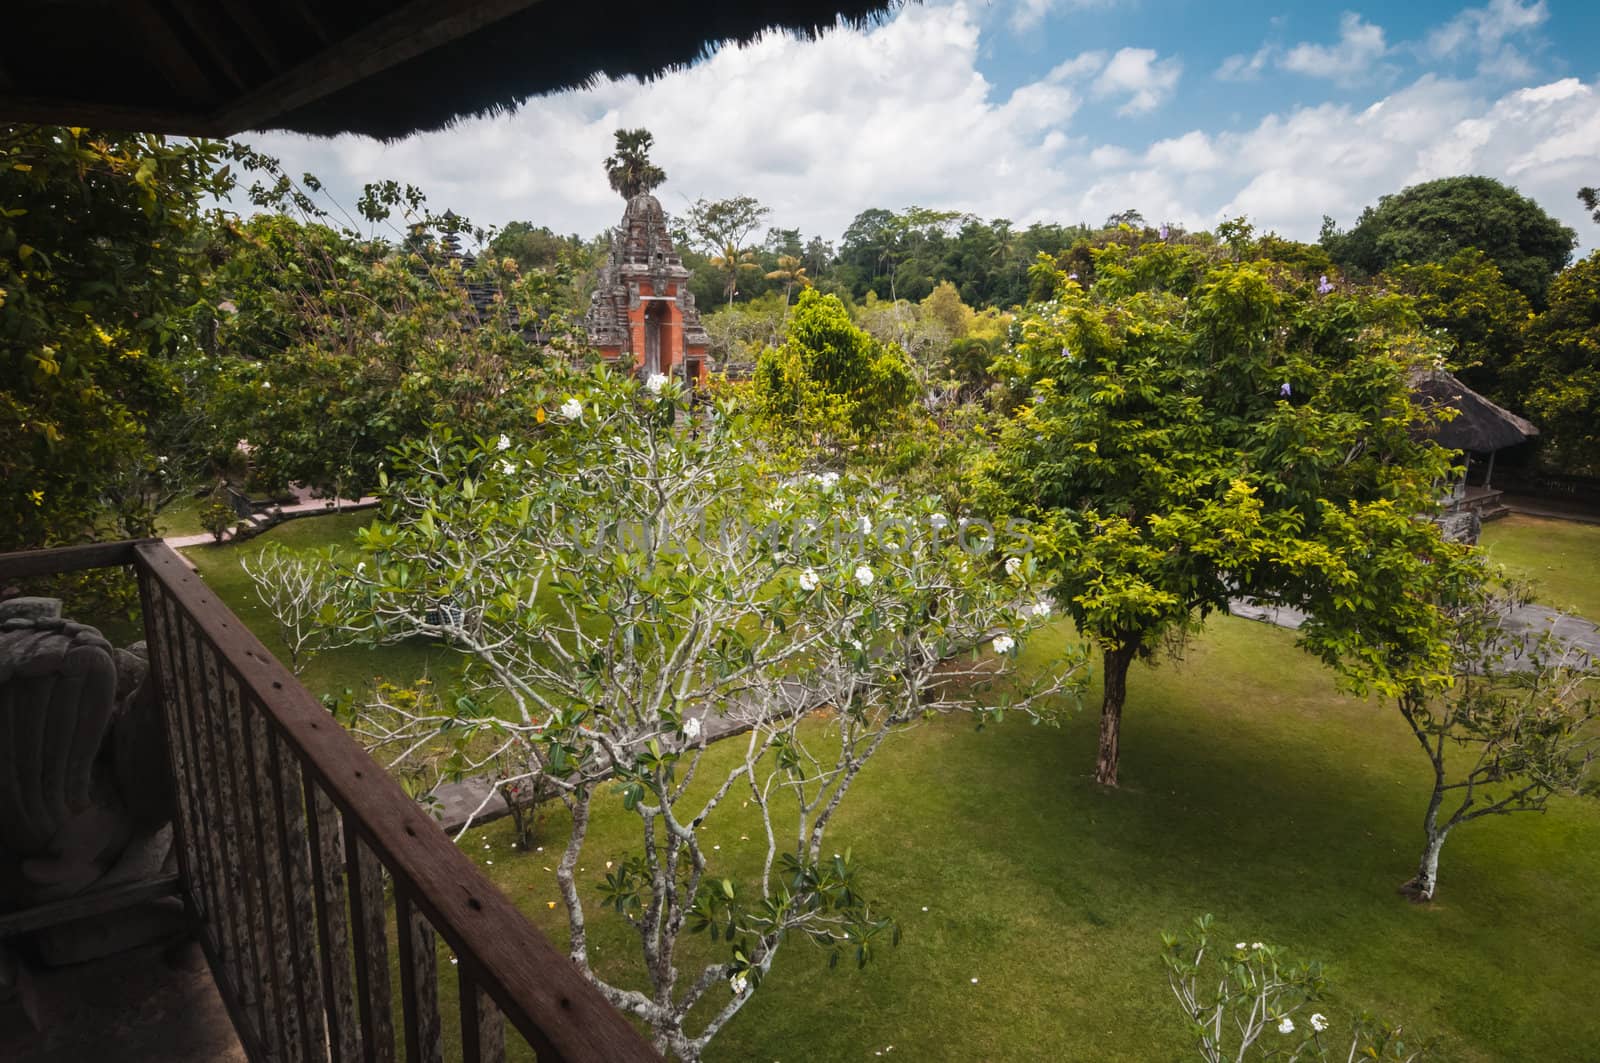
[1281,13,1390,86]
[1043,48,1183,115]
[1216,46,1272,83]
[236,3,1600,256]
[1425,0,1548,79]
[1008,0,1116,35]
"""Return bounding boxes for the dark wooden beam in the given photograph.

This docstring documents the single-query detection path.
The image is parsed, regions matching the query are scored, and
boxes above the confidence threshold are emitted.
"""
[213,0,545,134]
[125,0,218,106]
[216,0,286,75]
[168,0,250,93]
[0,94,220,135]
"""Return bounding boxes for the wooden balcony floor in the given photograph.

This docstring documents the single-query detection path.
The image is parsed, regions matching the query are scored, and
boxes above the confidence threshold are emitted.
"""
[0,938,243,1063]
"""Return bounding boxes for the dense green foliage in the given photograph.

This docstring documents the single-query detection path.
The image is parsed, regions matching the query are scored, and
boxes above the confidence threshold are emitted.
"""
[981,243,1457,784]
[1383,249,1530,402]
[1515,251,1600,474]
[0,126,235,549]
[1322,176,1575,306]
[753,288,915,450]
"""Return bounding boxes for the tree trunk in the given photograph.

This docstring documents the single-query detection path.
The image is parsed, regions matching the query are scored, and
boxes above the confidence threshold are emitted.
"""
[1096,644,1137,787]
[1403,831,1447,902]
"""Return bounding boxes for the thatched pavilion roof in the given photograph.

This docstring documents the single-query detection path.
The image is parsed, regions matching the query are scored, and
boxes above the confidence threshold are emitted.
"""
[1,1,896,140]
[1410,368,1539,454]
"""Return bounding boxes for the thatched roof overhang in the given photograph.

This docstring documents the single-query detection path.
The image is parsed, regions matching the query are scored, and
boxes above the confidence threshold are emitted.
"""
[1,0,896,139]
[1410,368,1539,454]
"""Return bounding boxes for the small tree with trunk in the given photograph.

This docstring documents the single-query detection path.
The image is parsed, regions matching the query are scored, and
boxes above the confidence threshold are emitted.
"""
[981,242,1454,786]
[1297,505,1600,901]
[307,370,1083,1059]
[604,128,666,200]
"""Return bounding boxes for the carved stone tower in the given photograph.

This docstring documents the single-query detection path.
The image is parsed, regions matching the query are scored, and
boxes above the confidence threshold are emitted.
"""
[583,193,710,384]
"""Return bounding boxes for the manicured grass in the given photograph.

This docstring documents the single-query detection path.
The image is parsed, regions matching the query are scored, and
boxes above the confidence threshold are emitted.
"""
[459,616,1600,1062]
[1479,513,1600,621]
[186,512,1600,1061]
[181,512,459,700]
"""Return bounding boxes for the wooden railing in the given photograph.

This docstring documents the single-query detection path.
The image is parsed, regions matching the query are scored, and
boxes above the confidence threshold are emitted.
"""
[0,540,659,1063]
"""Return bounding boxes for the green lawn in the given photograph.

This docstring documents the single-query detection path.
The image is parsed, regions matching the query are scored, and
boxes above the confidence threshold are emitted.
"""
[1479,513,1600,621]
[185,513,1600,1062]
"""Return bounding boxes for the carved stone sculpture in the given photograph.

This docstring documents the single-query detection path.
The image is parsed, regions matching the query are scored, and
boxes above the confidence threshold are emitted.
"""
[0,601,181,969]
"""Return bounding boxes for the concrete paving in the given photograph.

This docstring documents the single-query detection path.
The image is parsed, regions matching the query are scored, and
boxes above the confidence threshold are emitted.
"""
[1227,597,1600,665]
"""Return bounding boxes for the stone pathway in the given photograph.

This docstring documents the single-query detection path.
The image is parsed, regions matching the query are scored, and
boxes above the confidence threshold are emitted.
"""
[1227,597,1600,663]
[163,490,379,550]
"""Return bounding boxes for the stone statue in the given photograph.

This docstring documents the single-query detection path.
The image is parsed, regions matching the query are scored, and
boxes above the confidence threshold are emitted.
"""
[0,598,182,972]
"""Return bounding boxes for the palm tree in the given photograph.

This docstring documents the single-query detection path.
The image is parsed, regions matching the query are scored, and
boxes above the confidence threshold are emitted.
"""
[604,128,666,200]
[711,242,761,306]
[764,254,812,305]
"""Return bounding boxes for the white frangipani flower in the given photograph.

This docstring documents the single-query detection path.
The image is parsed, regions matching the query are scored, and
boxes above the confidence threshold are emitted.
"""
[853,563,874,587]
[929,513,948,530]
[500,460,516,475]
[1004,556,1022,578]
[559,397,583,420]
[849,638,864,651]
[1251,942,1264,950]
[1030,599,1052,619]
[729,972,749,996]
[1310,1013,1328,1033]
[683,716,702,742]
[1234,942,1247,950]
[1277,1017,1295,1035]
[799,568,819,592]
[645,372,668,394]
[992,634,1016,654]
[496,433,511,452]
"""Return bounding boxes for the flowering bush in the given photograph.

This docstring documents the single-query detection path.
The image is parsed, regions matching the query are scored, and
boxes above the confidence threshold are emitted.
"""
[1161,915,1430,1062]
[295,367,1084,1059]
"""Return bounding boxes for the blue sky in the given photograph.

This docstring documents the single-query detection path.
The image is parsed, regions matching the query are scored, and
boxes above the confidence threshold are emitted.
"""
[246,0,1600,253]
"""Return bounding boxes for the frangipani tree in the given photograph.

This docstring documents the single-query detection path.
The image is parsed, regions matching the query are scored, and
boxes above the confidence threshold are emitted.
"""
[314,370,1083,1058]
[1296,512,1600,902]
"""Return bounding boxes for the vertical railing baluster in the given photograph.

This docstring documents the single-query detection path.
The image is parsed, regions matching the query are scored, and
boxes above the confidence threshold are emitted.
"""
[239,689,306,1062]
[347,828,397,1063]
[270,730,331,1062]
[458,972,506,1063]
[395,892,444,1063]
[214,655,282,1060]
[306,780,362,1063]
[175,604,257,1042]
[138,581,213,939]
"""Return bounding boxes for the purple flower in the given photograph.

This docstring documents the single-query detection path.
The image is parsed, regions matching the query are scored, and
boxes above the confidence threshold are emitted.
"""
[1317,274,1334,295]
[1067,272,1079,281]
[1158,224,1170,241]
[1280,382,1292,397]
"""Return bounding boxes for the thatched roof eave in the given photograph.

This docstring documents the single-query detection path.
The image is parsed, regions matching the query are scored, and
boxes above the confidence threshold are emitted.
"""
[1410,368,1539,454]
[1,1,899,140]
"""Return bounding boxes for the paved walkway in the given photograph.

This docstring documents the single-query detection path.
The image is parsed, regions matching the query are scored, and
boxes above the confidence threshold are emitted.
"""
[164,492,379,550]
[1227,597,1600,664]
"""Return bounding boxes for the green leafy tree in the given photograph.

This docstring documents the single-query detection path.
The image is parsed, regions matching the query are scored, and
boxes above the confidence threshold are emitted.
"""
[1,126,235,549]
[1296,511,1598,901]
[686,196,771,306]
[293,370,1083,1059]
[205,169,574,501]
[604,128,666,200]
[1321,176,1575,306]
[1579,184,1599,225]
[1515,251,1600,474]
[982,245,1456,786]
[764,253,812,305]
[753,289,915,452]
[1384,249,1531,402]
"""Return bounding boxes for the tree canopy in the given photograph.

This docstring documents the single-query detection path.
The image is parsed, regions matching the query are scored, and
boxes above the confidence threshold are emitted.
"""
[1322,176,1575,306]
[981,243,1457,785]
[604,128,666,200]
